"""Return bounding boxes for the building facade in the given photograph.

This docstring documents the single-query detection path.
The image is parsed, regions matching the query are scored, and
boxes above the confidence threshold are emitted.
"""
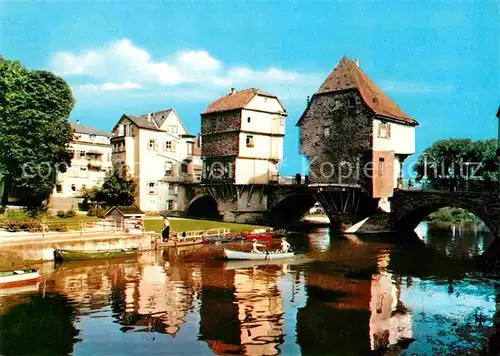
[297,57,418,200]
[201,88,287,185]
[111,109,201,213]
[196,88,287,221]
[50,122,113,210]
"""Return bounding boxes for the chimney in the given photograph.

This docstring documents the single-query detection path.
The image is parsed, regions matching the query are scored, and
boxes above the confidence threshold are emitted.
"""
[354,58,359,66]
[306,96,310,104]
[147,113,151,122]
[76,120,80,125]
[230,88,236,95]
[197,133,201,147]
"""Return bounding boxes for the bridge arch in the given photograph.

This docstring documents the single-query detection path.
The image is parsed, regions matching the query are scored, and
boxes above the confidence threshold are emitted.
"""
[267,192,317,227]
[390,191,497,235]
[187,194,221,220]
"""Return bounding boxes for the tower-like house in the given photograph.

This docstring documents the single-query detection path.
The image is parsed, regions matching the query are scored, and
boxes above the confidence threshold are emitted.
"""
[199,88,287,221]
[298,57,418,205]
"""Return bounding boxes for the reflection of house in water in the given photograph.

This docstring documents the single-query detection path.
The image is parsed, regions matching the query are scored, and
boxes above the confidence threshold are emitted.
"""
[369,252,413,351]
[199,265,288,355]
[234,267,285,355]
[199,267,242,354]
[122,263,201,336]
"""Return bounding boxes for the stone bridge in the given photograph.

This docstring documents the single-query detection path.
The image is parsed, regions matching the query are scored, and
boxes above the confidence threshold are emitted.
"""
[390,189,500,237]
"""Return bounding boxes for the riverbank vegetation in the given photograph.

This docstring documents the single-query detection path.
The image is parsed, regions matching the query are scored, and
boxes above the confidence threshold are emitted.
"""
[427,207,479,224]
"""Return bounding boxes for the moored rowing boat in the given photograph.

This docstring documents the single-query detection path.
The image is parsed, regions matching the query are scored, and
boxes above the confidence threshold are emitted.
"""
[54,248,138,261]
[223,248,294,260]
[0,269,42,288]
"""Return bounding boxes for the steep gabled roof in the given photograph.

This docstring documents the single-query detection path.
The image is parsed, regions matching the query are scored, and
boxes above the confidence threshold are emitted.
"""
[71,123,111,137]
[113,109,188,134]
[105,205,145,216]
[301,56,417,125]
[202,88,287,115]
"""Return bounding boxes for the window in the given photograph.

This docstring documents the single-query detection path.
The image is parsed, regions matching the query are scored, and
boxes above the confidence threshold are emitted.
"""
[280,117,285,126]
[173,184,178,195]
[148,182,156,194]
[90,134,96,142]
[323,126,331,137]
[247,117,251,123]
[378,123,391,138]
[165,161,173,176]
[378,158,385,176]
[148,139,157,151]
[80,167,87,171]
[167,200,174,210]
[187,142,193,155]
[71,184,76,191]
[348,97,355,107]
[246,135,254,147]
[68,150,74,160]
[167,125,178,134]
[80,151,86,159]
[56,184,62,193]
[164,141,175,152]
[181,163,188,174]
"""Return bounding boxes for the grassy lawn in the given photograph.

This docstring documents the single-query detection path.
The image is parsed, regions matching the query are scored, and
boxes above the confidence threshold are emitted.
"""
[144,218,267,234]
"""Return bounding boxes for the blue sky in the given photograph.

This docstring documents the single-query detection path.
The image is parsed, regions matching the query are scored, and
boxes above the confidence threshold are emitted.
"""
[1,1,498,176]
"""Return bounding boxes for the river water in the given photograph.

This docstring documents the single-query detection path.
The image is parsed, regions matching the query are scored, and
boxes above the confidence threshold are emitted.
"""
[1,223,499,355]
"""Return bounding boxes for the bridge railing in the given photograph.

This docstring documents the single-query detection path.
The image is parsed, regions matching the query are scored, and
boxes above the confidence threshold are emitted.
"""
[399,178,498,194]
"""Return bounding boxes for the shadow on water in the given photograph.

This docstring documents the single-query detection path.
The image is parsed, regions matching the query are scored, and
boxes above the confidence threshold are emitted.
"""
[0,293,80,356]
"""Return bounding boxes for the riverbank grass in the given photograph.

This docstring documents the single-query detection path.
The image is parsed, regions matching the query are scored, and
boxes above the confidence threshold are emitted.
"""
[144,218,266,234]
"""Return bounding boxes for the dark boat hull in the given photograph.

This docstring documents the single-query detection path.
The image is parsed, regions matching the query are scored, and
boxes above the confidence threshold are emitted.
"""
[54,248,138,261]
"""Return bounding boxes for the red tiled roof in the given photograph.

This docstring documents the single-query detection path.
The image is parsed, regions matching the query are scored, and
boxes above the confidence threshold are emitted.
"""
[202,88,286,115]
[315,56,418,125]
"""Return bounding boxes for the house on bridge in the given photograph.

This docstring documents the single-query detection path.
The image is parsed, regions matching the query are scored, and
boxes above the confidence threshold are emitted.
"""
[297,56,419,213]
[193,88,288,221]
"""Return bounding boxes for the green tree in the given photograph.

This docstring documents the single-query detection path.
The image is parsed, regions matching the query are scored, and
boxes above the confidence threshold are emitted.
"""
[94,164,136,206]
[0,57,74,209]
[414,138,498,185]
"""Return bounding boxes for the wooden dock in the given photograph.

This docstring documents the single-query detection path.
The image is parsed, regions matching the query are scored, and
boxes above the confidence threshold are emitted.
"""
[153,228,231,249]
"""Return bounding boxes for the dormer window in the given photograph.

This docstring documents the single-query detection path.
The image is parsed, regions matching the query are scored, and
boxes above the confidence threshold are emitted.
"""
[348,97,355,108]
[90,134,96,142]
[323,126,331,137]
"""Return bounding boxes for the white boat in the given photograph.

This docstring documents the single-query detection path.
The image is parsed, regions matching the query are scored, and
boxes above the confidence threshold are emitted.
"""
[0,268,42,288]
[223,248,294,260]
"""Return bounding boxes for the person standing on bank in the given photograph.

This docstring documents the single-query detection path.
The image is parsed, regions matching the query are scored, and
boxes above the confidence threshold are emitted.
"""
[162,217,170,242]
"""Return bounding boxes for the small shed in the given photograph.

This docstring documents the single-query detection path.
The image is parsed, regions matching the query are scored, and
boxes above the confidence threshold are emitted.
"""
[105,205,146,231]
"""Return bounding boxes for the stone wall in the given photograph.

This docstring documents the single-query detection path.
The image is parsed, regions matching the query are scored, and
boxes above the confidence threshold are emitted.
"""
[299,89,373,191]
[201,111,240,134]
[201,132,239,157]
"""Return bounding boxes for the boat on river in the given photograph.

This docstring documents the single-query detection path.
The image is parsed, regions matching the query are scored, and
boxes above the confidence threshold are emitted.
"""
[0,268,42,288]
[53,248,138,262]
[223,248,294,260]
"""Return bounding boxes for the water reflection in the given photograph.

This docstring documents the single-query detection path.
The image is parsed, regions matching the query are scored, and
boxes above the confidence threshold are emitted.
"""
[0,226,498,355]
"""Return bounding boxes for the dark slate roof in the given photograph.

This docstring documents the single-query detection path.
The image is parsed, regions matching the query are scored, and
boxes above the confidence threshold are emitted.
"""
[71,123,112,137]
[124,109,174,131]
[106,205,145,216]
[202,88,287,115]
[309,56,418,125]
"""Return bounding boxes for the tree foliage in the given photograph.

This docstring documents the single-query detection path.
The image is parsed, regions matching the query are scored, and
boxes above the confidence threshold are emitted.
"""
[0,56,75,208]
[414,138,498,183]
[80,164,136,207]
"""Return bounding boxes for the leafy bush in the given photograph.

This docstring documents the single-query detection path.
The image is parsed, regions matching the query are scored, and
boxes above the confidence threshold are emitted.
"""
[56,209,77,219]
[87,207,106,218]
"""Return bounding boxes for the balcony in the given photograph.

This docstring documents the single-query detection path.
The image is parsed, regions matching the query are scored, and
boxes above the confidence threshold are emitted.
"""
[88,160,104,168]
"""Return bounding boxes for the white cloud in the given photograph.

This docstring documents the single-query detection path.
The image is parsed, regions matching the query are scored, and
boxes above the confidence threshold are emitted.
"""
[77,81,141,91]
[380,80,454,94]
[177,50,220,71]
[50,38,314,99]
